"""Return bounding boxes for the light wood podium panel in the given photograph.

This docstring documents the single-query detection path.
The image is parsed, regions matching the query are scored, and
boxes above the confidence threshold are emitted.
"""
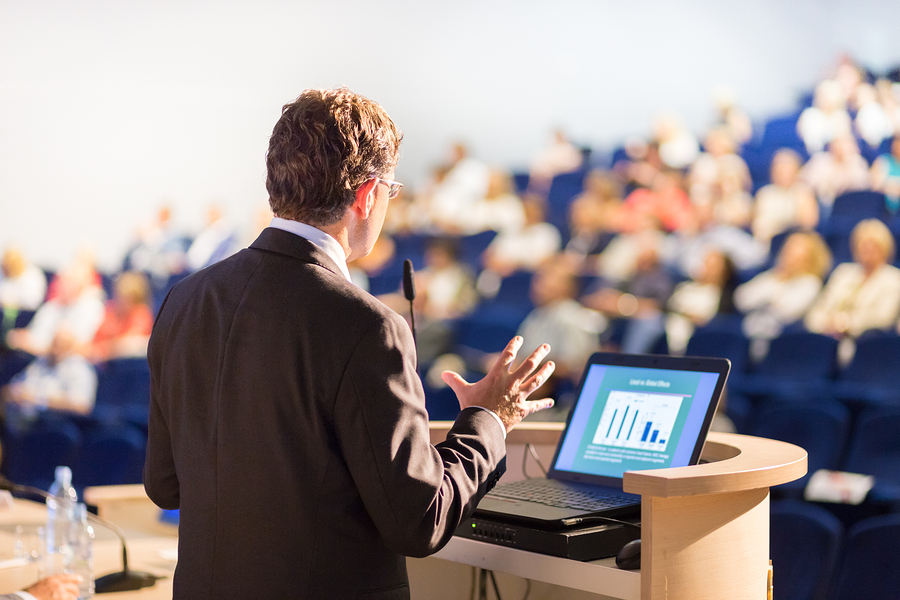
[428,422,808,600]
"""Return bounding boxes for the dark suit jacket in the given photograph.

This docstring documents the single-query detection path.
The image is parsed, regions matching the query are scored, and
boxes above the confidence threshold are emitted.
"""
[144,228,506,600]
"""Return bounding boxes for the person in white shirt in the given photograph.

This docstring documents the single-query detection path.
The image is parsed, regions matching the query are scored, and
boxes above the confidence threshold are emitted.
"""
[736,232,831,343]
[0,248,47,310]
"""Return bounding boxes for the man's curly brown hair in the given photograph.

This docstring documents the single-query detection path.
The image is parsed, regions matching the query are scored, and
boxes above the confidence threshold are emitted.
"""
[265,88,402,227]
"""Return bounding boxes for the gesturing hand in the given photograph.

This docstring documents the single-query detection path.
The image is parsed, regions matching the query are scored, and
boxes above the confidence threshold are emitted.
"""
[25,574,81,600]
[441,336,556,433]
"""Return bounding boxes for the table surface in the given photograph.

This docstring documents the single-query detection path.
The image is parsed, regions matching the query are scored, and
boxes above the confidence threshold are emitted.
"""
[0,497,176,598]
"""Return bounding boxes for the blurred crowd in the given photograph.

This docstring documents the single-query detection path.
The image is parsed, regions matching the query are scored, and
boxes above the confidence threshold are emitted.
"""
[4,55,900,425]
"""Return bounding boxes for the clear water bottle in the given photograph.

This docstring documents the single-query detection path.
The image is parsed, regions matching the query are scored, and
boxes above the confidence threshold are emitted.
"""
[70,503,95,599]
[45,465,77,576]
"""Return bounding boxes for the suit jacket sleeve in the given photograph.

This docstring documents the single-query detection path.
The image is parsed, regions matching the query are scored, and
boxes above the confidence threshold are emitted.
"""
[332,310,506,558]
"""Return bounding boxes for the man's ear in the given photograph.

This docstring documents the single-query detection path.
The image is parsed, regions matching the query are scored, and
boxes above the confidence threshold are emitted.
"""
[352,179,377,218]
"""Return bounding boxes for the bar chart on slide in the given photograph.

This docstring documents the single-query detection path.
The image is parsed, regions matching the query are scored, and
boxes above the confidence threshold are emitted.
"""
[592,391,685,451]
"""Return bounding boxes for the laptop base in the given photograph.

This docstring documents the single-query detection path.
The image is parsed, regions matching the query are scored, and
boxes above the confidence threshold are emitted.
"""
[454,515,641,561]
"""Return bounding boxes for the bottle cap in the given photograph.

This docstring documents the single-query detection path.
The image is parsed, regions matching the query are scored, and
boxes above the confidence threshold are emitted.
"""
[54,466,72,487]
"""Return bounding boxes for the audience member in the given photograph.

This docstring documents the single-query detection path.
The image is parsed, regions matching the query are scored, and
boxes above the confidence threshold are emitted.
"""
[481,198,561,277]
[797,79,852,154]
[3,328,97,431]
[186,203,238,271]
[735,232,831,346]
[665,249,737,354]
[584,245,674,354]
[0,247,47,310]
[527,130,584,196]
[123,204,189,286]
[752,149,819,243]
[464,171,526,235]
[619,169,693,233]
[595,213,666,284]
[689,126,751,208]
[86,271,153,363]
[871,136,900,213]
[853,82,894,150]
[6,261,105,356]
[516,258,604,388]
[805,219,900,340]
[802,134,870,210]
[564,170,622,269]
[711,85,753,146]
[424,143,491,232]
[654,113,700,170]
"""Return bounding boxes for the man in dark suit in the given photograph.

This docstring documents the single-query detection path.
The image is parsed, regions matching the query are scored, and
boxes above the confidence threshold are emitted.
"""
[144,88,555,599]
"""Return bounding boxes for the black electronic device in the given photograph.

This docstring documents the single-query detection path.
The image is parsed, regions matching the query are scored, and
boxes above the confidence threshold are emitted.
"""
[454,514,640,562]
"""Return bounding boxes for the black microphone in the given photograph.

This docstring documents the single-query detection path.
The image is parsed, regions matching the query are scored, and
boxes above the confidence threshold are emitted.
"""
[0,476,161,594]
[402,259,417,347]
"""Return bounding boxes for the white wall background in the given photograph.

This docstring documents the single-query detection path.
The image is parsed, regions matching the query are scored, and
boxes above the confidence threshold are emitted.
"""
[2,0,899,271]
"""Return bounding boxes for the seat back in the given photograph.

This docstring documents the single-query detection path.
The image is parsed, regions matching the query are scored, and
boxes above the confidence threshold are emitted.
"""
[842,407,900,485]
[754,332,839,381]
[770,500,843,600]
[4,417,81,490]
[830,514,900,600]
[71,424,147,491]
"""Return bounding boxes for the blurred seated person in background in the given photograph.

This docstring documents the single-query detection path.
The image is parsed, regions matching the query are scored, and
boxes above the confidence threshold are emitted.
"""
[653,112,699,170]
[0,247,47,311]
[481,197,561,278]
[595,213,666,285]
[853,82,894,151]
[871,136,900,213]
[564,170,623,270]
[689,126,751,208]
[86,271,154,363]
[806,219,900,342]
[423,143,491,232]
[712,85,753,146]
[6,260,105,356]
[797,79,852,154]
[185,203,238,272]
[665,202,766,280]
[612,138,663,192]
[527,129,584,196]
[123,203,189,286]
[463,170,526,235]
[736,232,831,349]
[802,134,871,212]
[515,257,604,399]
[752,149,819,244]
[619,169,693,233]
[2,328,97,431]
[665,249,737,354]
[584,244,673,354]
[382,237,478,364]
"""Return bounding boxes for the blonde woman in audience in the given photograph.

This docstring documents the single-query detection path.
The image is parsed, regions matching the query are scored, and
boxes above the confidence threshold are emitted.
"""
[564,170,623,269]
[736,232,831,344]
[86,271,154,363]
[464,171,526,235]
[0,247,47,310]
[752,149,819,244]
[797,79,852,154]
[481,197,561,277]
[527,130,583,196]
[805,219,900,341]
[689,126,751,208]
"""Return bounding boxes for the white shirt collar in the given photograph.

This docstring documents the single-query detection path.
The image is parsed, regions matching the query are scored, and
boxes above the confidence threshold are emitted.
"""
[268,217,352,282]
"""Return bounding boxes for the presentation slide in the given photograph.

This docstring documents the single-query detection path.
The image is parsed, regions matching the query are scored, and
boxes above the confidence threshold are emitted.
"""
[554,365,719,478]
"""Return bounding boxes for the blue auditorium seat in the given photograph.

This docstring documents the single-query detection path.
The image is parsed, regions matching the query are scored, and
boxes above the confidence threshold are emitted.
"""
[454,304,529,355]
[829,514,900,600]
[842,407,900,500]
[4,416,81,491]
[733,332,838,399]
[770,500,843,600]
[423,385,461,422]
[484,270,535,313]
[685,328,751,381]
[748,400,850,496]
[456,230,497,271]
[826,190,888,234]
[71,424,147,495]
[833,333,900,408]
[92,358,151,425]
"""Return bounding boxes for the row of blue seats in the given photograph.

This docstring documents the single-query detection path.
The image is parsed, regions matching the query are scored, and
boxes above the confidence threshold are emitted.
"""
[1,416,146,496]
[771,500,900,600]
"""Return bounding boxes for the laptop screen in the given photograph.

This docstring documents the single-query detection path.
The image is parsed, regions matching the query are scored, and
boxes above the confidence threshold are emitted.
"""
[550,354,729,484]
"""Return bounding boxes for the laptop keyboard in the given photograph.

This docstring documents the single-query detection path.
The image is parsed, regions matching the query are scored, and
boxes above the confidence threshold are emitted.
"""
[487,479,636,511]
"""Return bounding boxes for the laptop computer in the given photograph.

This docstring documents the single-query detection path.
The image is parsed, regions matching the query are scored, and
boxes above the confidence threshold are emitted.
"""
[473,351,731,528]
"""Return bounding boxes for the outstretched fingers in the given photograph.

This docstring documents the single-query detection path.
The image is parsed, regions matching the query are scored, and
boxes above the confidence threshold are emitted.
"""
[512,343,551,382]
[520,360,556,398]
[495,336,524,372]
